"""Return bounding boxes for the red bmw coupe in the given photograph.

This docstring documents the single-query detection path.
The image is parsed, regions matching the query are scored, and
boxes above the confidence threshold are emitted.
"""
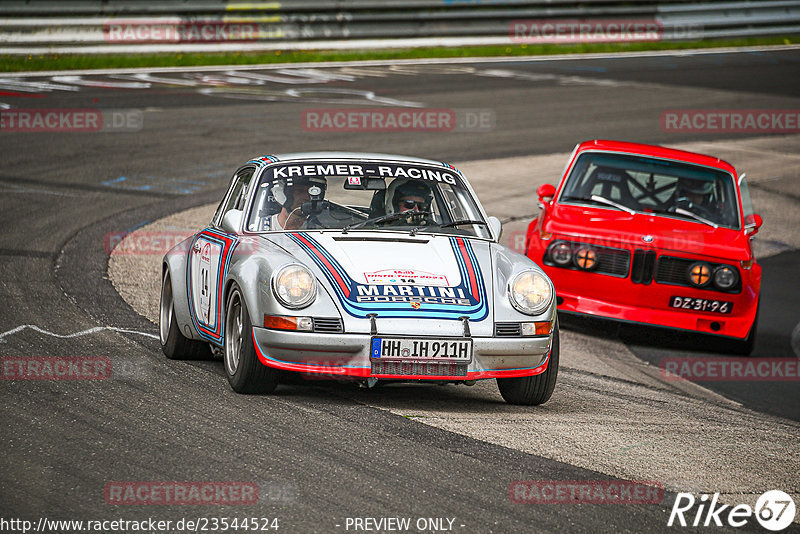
[526,140,762,354]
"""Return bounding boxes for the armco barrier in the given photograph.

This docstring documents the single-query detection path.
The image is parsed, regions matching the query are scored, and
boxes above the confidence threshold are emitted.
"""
[0,0,798,53]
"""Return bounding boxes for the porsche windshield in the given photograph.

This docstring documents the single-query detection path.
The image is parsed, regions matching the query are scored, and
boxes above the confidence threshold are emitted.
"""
[560,152,740,229]
[245,161,491,238]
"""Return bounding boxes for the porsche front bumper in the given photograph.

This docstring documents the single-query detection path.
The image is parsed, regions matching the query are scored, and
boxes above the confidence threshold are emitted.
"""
[251,327,552,380]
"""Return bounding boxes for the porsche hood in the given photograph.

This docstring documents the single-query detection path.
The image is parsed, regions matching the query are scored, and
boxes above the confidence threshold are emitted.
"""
[272,232,491,322]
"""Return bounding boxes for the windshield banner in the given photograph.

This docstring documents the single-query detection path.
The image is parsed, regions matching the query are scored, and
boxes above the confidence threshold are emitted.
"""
[265,161,462,187]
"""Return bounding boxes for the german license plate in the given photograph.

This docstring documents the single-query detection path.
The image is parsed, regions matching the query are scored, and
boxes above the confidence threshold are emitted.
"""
[370,337,472,362]
[669,296,733,314]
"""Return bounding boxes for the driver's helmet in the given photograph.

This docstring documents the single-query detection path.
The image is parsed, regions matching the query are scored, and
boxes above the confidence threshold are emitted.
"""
[272,176,327,210]
[385,179,433,215]
[677,178,714,203]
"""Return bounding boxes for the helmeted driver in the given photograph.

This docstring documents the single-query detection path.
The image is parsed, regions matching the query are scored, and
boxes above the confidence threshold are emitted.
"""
[385,179,434,222]
[270,176,326,230]
[672,177,715,217]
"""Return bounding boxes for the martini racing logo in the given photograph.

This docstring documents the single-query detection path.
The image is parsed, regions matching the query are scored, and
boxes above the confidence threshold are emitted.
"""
[355,284,471,306]
[289,233,488,320]
[268,161,461,186]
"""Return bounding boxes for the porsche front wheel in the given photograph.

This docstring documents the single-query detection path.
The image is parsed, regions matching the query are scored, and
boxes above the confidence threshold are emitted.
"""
[224,284,280,394]
[160,270,211,360]
[496,320,560,405]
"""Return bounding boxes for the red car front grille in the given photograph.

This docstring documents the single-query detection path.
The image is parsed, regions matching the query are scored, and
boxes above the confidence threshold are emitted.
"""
[655,256,742,293]
[631,249,657,284]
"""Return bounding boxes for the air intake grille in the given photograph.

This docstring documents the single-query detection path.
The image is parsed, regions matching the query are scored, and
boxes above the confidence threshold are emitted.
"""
[371,361,468,377]
[495,322,522,337]
[655,256,695,286]
[595,247,631,277]
[313,317,343,333]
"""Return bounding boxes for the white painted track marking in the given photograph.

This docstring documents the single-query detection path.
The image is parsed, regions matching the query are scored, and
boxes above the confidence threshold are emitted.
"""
[0,324,158,343]
[3,44,800,78]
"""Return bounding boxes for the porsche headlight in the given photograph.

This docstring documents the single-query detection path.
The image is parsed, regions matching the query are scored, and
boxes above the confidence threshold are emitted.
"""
[509,270,553,315]
[272,264,316,309]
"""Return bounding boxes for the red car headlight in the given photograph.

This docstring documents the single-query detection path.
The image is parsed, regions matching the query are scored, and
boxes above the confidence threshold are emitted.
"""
[573,246,598,270]
[712,265,739,290]
[548,242,572,266]
[688,262,712,288]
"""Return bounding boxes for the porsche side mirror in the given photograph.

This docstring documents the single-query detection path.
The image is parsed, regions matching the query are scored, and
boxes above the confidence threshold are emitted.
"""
[487,216,502,240]
[744,213,763,236]
[221,209,243,234]
[537,183,556,209]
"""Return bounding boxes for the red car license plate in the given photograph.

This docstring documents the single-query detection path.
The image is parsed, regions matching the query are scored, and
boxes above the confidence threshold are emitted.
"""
[670,296,733,314]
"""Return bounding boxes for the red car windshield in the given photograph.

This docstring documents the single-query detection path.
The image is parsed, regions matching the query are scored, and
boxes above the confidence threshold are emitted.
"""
[559,152,740,229]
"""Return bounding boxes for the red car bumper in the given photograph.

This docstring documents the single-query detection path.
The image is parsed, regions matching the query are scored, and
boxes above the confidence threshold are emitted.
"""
[554,282,758,340]
[531,245,760,341]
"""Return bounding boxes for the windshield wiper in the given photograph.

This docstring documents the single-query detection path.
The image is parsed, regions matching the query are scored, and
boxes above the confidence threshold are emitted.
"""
[673,208,719,228]
[588,194,636,214]
[440,219,488,228]
[409,219,487,236]
[342,211,432,234]
[643,206,720,229]
[562,194,636,214]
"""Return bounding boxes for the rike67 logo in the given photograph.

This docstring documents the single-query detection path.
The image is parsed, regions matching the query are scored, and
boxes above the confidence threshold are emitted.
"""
[669,490,796,531]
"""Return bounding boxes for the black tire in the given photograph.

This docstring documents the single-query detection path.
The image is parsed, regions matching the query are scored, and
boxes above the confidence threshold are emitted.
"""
[160,270,212,360]
[223,284,280,394]
[497,320,560,405]
[724,301,759,356]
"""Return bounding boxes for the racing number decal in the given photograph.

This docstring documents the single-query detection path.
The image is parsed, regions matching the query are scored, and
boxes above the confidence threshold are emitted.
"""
[191,239,222,328]
[187,229,238,344]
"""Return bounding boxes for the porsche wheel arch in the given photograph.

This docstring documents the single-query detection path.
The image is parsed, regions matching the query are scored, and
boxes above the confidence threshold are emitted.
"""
[161,249,198,341]
[223,255,271,329]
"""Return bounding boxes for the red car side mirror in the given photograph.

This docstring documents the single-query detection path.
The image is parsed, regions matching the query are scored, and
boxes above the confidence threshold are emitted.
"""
[744,213,763,236]
[537,183,556,205]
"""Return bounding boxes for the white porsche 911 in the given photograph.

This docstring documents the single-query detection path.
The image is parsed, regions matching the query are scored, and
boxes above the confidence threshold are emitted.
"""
[159,152,559,405]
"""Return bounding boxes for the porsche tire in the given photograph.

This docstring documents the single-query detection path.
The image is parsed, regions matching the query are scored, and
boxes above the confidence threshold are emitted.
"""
[224,284,280,394]
[160,270,211,360]
[497,320,560,405]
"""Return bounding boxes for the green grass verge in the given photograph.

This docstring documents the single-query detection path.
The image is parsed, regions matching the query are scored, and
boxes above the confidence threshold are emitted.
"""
[2,36,798,72]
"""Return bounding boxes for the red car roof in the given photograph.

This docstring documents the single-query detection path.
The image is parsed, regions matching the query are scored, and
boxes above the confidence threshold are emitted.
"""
[575,140,738,176]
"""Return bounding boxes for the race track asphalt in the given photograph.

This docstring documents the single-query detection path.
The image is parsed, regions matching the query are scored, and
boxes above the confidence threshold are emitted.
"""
[1,48,799,533]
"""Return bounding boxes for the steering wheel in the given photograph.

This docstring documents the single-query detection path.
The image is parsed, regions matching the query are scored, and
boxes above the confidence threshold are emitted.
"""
[381,210,433,226]
[669,197,715,219]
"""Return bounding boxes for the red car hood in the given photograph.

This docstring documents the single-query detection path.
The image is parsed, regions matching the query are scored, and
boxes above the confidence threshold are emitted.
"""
[545,204,750,261]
